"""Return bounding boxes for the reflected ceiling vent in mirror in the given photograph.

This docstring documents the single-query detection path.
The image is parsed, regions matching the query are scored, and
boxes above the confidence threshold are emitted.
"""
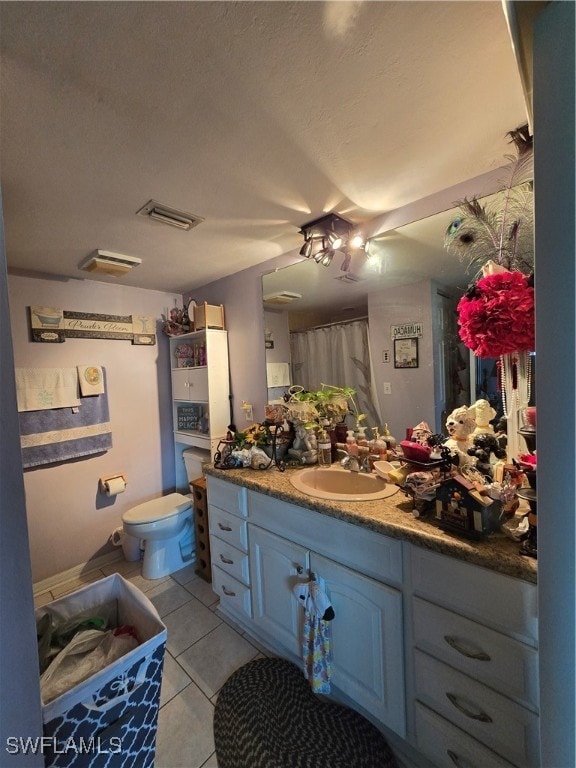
[136,200,204,231]
[335,273,362,283]
[263,291,302,305]
[80,250,142,277]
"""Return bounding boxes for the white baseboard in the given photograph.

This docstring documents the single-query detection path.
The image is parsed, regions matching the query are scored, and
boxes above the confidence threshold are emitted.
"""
[33,549,123,595]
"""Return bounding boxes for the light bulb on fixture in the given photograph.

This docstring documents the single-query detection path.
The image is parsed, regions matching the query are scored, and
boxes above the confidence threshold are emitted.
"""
[350,234,365,249]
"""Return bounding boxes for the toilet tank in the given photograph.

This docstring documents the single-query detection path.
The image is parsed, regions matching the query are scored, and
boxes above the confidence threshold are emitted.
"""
[182,447,209,487]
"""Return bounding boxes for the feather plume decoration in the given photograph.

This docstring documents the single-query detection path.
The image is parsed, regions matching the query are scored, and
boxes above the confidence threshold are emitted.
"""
[445,125,534,277]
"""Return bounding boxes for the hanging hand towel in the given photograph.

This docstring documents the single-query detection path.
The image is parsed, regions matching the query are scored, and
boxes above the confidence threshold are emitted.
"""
[293,578,335,694]
[77,366,105,396]
[15,368,80,412]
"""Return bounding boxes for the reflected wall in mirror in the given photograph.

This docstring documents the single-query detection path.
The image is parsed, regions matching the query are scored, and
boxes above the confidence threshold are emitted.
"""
[262,197,531,441]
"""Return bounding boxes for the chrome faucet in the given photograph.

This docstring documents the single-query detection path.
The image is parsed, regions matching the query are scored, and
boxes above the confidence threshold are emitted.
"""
[337,449,378,473]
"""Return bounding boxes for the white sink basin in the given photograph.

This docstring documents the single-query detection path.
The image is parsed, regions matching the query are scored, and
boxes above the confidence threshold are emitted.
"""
[290,466,399,502]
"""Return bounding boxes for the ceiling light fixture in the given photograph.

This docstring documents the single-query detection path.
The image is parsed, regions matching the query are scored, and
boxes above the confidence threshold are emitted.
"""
[80,250,142,277]
[298,213,370,269]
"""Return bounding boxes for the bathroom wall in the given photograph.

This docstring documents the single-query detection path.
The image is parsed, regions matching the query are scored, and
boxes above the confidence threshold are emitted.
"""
[368,279,435,440]
[264,308,291,401]
[8,273,181,582]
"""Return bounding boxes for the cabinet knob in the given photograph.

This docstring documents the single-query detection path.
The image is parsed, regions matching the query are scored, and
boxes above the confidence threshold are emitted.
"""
[296,565,304,575]
[222,585,236,597]
[218,522,233,532]
[444,635,491,662]
[219,554,234,565]
[445,692,493,723]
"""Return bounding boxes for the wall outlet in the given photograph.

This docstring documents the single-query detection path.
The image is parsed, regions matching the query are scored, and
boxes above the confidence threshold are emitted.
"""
[383,382,392,395]
[242,401,253,421]
[383,349,391,363]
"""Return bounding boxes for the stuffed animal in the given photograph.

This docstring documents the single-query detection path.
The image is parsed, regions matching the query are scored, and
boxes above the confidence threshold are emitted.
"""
[443,405,477,466]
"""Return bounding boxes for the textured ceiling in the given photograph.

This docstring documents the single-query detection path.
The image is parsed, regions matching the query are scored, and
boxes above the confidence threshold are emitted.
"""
[0,1,527,293]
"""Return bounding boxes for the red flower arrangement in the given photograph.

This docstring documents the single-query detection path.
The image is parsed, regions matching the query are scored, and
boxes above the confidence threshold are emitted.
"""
[457,270,535,358]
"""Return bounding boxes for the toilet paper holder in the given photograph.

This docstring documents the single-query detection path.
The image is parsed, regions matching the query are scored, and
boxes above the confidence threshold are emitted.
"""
[99,473,128,496]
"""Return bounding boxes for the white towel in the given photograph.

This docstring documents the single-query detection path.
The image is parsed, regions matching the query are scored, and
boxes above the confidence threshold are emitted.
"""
[15,368,80,412]
[77,366,105,396]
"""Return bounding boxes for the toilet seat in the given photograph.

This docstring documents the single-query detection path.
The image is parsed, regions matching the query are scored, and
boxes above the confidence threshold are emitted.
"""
[123,492,192,525]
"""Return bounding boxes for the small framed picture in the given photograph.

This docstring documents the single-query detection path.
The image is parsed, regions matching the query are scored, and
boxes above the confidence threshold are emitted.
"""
[394,337,419,369]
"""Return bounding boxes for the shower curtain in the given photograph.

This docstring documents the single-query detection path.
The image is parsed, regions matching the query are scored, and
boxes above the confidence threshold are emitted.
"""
[290,320,382,430]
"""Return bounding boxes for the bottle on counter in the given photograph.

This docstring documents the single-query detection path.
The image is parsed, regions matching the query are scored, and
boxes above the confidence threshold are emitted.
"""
[317,430,332,466]
[382,423,397,452]
[369,428,388,460]
[356,425,369,448]
[346,430,359,456]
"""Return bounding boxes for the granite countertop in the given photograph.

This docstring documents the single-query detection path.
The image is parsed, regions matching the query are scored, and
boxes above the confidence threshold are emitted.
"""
[204,464,538,585]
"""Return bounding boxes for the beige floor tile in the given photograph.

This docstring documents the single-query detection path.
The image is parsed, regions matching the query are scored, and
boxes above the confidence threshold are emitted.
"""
[199,753,219,767]
[50,569,106,598]
[176,622,260,699]
[184,576,218,607]
[170,563,198,585]
[127,572,171,594]
[155,681,215,768]
[160,651,192,706]
[163,598,222,656]
[101,558,142,577]
[147,580,195,618]
[34,591,54,608]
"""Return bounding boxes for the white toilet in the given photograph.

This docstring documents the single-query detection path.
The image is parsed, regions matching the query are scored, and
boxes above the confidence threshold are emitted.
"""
[122,493,194,579]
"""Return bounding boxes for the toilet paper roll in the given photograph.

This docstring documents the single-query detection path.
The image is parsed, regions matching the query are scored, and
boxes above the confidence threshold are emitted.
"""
[105,476,126,496]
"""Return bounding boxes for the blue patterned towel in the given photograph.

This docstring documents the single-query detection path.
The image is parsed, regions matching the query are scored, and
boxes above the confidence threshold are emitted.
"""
[19,370,112,468]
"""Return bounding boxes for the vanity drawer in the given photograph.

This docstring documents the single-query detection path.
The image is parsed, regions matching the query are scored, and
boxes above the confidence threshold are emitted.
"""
[248,489,403,585]
[413,597,539,709]
[209,505,248,552]
[212,565,252,619]
[210,537,250,585]
[414,650,539,768]
[206,476,247,518]
[414,702,516,768]
[410,547,538,646]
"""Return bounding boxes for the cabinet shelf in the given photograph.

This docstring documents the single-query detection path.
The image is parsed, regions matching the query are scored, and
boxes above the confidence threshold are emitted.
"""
[169,328,230,467]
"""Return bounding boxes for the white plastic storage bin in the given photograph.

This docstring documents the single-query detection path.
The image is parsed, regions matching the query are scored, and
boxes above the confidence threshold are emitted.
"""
[35,574,166,768]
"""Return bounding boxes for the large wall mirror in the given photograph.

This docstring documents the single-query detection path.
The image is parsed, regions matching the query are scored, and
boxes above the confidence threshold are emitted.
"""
[262,195,528,441]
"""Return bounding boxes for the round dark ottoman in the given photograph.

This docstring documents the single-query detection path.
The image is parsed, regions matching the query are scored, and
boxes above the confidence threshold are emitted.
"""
[213,657,399,768]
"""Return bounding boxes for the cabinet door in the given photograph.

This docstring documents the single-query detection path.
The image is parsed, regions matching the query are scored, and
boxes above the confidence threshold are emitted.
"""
[172,368,209,401]
[310,552,406,737]
[249,525,308,657]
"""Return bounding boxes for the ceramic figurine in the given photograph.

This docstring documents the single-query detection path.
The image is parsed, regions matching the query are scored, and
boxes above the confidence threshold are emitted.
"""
[471,398,497,435]
[443,405,477,467]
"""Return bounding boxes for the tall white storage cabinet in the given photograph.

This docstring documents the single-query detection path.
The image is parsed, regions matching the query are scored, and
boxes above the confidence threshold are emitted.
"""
[169,330,230,491]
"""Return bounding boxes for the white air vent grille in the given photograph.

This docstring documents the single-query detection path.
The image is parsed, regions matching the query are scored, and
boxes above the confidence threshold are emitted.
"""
[136,200,204,231]
[263,291,302,305]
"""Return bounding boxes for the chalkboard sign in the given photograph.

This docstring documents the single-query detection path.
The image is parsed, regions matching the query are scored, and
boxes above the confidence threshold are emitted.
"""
[177,405,202,431]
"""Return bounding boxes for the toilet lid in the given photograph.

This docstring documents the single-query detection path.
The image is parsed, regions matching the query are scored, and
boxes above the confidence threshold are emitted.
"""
[123,492,192,524]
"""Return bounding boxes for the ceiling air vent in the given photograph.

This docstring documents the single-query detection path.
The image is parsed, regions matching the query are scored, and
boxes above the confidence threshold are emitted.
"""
[136,200,204,231]
[263,291,302,305]
[80,250,142,277]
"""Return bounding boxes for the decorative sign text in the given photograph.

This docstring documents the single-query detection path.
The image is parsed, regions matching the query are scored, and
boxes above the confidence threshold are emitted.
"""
[29,307,156,345]
[390,322,423,339]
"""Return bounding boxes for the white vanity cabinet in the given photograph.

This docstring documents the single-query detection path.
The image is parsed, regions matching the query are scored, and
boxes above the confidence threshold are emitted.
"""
[407,547,539,768]
[247,487,405,737]
[207,477,252,619]
[169,329,230,456]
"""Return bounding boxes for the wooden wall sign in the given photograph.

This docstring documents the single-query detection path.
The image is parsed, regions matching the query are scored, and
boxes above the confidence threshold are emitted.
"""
[29,306,156,345]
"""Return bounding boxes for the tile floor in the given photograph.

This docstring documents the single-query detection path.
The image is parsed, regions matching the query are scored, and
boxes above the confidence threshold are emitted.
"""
[34,557,269,768]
